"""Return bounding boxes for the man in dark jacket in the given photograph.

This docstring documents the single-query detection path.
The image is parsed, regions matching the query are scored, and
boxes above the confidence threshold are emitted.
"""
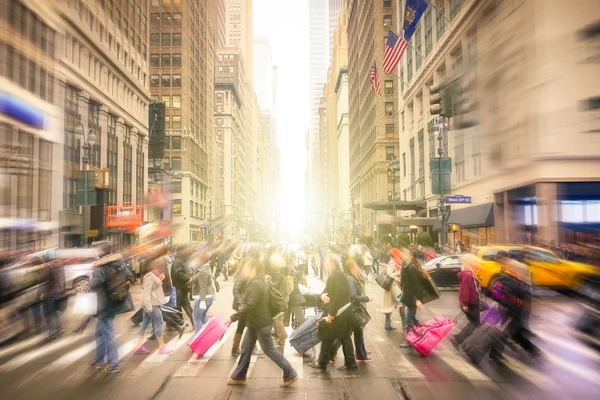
[269,254,290,347]
[283,258,306,328]
[90,243,133,372]
[309,256,357,372]
[171,245,194,328]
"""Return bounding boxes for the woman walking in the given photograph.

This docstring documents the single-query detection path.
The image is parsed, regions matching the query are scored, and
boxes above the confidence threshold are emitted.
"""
[379,248,403,331]
[399,246,425,348]
[134,260,173,355]
[190,252,216,334]
[451,254,482,350]
[226,258,298,387]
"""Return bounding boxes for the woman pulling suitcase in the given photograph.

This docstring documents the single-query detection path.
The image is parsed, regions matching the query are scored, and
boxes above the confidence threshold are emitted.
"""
[226,258,298,387]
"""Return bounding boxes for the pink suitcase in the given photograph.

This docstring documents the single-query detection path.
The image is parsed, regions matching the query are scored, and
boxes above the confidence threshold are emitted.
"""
[405,316,455,356]
[189,316,228,357]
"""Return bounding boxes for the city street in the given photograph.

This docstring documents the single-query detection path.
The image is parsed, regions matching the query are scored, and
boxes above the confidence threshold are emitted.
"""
[0,273,598,400]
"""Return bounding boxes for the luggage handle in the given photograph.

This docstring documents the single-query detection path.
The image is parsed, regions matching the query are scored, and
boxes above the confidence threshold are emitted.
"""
[480,301,498,321]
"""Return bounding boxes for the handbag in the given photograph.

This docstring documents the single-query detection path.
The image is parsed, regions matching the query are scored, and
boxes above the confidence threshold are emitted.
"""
[375,272,393,291]
[73,293,97,315]
[352,303,371,328]
[421,275,441,304]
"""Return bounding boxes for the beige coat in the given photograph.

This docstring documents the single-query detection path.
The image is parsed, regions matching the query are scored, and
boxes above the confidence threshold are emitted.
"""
[379,261,402,313]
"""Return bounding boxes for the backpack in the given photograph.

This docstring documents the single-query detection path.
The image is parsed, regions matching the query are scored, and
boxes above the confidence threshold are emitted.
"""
[106,263,130,302]
[267,282,289,317]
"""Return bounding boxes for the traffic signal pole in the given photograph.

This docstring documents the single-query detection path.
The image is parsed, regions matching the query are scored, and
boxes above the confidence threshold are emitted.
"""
[437,118,448,248]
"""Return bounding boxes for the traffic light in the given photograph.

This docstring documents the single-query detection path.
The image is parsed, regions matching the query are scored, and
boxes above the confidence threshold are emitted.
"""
[429,83,443,116]
[453,76,477,129]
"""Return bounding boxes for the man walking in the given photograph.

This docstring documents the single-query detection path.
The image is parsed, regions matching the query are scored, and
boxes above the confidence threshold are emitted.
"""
[172,245,194,329]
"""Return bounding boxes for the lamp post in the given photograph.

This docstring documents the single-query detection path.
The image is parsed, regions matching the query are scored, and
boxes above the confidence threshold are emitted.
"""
[74,123,98,248]
[433,117,449,247]
[388,156,400,241]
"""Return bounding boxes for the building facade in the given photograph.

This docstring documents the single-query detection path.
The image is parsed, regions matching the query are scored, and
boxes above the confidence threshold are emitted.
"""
[224,0,253,82]
[58,0,150,247]
[149,0,213,245]
[328,0,344,59]
[397,0,600,248]
[0,0,64,251]
[347,0,400,238]
[309,0,329,148]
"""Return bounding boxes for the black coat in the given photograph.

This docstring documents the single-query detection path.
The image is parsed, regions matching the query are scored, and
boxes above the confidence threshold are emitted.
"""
[171,255,191,290]
[232,272,249,311]
[401,263,423,307]
[230,276,273,329]
[90,259,134,318]
[288,268,306,306]
[322,267,351,318]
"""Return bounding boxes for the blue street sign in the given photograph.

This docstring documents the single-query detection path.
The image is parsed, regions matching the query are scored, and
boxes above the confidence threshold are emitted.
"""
[445,195,472,204]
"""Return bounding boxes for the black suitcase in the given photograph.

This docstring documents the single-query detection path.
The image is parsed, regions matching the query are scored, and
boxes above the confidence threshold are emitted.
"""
[463,319,511,364]
[289,311,323,354]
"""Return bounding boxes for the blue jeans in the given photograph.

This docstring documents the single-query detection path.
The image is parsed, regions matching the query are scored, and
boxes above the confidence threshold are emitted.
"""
[94,315,118,368]
[231,324,296,381]
[138,307,164,339]
[193,297,214,334]
[404,306,418,330]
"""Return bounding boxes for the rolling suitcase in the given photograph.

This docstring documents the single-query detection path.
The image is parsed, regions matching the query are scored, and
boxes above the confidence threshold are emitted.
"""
[289,310,323,354]
[405,315,455,356]
[189,316,228,357]
[463,318,512,364]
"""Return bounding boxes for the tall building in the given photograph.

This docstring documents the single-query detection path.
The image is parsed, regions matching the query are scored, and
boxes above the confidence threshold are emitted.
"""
[207,0,226,49]
[347,0,400,237]
[308,0,329,145]
[397,0,600,249]
[224,0,253,82]
[328,0,344,58]
[149,0,212,245]
[253,36,274,112]
[324,4,350,237]
[214,47,255,240]
[57,0,150,247]
[0,0,64,250]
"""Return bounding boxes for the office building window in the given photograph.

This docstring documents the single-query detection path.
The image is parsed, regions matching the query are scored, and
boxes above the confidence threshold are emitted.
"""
[383,15,392,27]
[171,136,181,149]
[386,146,395,161]
[173,13,182,26]
[172,53,182,66]
[164,116,170,129]
[150,33,159,46]
[172,115,182,129]
[172,95,181,108]
[172,74,181,87]
[172,179,181,193]
[161,13,171,26]
[436,4,446,40]
[450,0,463,20]
[384,80,393,95]
[402,153,407,177]
[161,74,170,87]
[151,13,160,26]
[107,115,118,205]
[385,102,394,116]
[415,25,422,70]
[172,33,182,46]
[383,0,391,7]
[425,9,433,56]
[161,33,170,46]
[173,199,181,214]
[161,94,170,107]
[171,157,181,171]
[161,54,171,66]
[150,54,159,67]
[385,124,394,138]
[150,74,159,87]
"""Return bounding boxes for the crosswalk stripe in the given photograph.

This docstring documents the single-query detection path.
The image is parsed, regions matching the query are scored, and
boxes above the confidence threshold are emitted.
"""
[117,337,140,360]
[52,334,123,367]
[0,334,44,360]
[143,333,194,363]
[536,330,600,362]
[544,352,600,387]
[501,353,557,390]
[392,353,426,379]
[435,349,492,382]
[0,335,81,373]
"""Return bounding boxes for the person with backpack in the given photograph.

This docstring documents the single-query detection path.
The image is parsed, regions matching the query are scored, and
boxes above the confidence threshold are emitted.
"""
[190,252,216,334]
[171,245,194,329]
[451,254,482,350]
[398,246,425,348]
[268,254,290,347]
[231,259,252,356]
[283,257,306,329]
[226,258,298,387]
[89,243,133,372]
[133,259,174,355]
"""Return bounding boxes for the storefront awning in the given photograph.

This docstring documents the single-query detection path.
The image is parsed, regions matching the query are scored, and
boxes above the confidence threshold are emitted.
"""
[397,217,436,227]
[447,203,494,229]
[363,200,427,212]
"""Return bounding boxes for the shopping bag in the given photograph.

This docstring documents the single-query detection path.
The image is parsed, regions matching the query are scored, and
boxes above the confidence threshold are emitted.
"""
[405,309,454,356]
[72,293,97,315]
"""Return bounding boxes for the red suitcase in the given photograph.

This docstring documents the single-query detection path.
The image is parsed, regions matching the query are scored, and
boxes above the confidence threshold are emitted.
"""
[189,316,228,357]
[405,315,455,356]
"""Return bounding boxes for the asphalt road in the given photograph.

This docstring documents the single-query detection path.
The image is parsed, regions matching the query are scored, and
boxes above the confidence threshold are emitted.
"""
[0,272,599,400]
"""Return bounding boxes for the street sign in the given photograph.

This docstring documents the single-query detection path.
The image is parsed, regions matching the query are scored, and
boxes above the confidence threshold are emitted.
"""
[445,195,472,204]
[430,157,452,195]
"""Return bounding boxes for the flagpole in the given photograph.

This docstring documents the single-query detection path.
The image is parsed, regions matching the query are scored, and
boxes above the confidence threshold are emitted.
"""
[386,25,427,62]
[424,0,453,26]
[375,55,409,88]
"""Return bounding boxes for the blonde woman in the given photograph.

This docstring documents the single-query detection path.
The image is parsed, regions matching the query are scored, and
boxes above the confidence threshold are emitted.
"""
[451,254,482,350]
[379,248,403,331]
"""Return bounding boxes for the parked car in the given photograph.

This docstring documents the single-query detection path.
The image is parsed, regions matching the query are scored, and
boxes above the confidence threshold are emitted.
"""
[422,255,463,288]
[471,245,600,292]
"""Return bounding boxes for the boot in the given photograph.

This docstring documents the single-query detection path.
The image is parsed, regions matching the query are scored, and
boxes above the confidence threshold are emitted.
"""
[231,333,242,357]
[385,319,396,331]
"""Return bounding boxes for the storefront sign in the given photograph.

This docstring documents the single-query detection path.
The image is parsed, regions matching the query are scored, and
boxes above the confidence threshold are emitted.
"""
[446,195,472,204]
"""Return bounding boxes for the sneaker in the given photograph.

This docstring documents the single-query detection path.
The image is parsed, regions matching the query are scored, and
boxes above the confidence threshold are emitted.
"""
[159,347,174,355]
[104,366,120,373]
[227,378,247,385]
[280,375,299,387]
[338,365,359,372]
[399,342,411,349]
[356,357,373,363]
[89,361,105,369]
[134,346,151,354]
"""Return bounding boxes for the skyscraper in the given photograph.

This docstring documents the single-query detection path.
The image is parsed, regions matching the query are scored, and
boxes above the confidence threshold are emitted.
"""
[224,0,253,82]
[328,0,344,58]
[253,36,274,112]
[308,0,329,155]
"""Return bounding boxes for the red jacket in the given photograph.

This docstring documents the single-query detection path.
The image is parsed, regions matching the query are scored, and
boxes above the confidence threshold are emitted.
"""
[458,270,481,307]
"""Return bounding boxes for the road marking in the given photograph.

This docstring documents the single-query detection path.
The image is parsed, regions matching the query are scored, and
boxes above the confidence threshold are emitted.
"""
[52,334,123,367]
[117,337,141,360]
[536,330,600,362]
[544,352,600,387]
[284,343,304,379]
[436,350,492,382]
[0,334,45,360]
[0,335,80,373]
[501,353,557,390]
[143,333,193,363]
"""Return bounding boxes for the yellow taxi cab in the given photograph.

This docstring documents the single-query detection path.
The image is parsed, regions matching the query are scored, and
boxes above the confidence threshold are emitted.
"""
[470,245,600,292]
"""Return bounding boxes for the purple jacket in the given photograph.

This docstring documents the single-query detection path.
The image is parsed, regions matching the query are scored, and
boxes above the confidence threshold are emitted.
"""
[458,270,481,307]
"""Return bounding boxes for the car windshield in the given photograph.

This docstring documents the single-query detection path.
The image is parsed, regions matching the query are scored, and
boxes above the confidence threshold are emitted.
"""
[423,257,444,268]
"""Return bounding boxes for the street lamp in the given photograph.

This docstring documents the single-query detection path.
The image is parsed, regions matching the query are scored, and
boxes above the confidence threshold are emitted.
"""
[74,123,97,248]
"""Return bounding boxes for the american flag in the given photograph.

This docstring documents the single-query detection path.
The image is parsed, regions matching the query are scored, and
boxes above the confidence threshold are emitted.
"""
[370,62,381,95]
[383,30,409,74]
